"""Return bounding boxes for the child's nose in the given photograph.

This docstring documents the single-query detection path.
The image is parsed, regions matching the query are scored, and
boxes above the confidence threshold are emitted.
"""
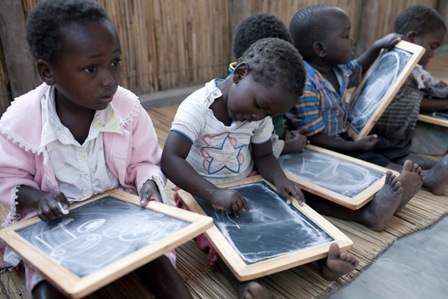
[101,70,116,87]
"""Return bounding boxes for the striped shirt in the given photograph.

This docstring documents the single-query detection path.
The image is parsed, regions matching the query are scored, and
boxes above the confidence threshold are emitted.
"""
[286,61,362,138]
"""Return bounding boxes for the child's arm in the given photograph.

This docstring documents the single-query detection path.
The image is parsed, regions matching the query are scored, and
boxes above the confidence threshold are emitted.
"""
[16,186,70,221]
[420,98,448,112]
[309,132,378,153]
[251,141,305,205]
[161,131,250,217]
[356,33,402,72]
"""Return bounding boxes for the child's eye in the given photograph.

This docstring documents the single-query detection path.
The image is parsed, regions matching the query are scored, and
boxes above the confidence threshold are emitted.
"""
[84,66,97,73]
[111,59,121,67]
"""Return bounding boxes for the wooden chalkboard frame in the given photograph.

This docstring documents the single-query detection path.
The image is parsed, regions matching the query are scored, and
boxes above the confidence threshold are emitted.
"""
[0,189,213,298]
[280,145,399,210]
[347,40,425,140]
[417,114,448,128]
[177,176,353,281]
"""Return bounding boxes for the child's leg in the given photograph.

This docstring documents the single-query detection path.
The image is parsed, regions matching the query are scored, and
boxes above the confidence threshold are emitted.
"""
[319,243,358,281]
[217,258,272,299]
[394,154,448,195]
[306,171,403,231]
[134,255,192,299]
[32,281,65,299]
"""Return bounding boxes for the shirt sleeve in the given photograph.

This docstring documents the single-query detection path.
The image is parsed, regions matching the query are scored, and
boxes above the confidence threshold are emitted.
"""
[251,117,274,144]
[170,93,206,143]
[285,77,325,137]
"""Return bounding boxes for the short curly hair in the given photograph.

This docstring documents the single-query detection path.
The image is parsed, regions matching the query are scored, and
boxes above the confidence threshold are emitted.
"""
[289,5,345,60]
[237,38,305,98]
[232,13,293,59]
[26,0,110,62]
[394,5,446,37]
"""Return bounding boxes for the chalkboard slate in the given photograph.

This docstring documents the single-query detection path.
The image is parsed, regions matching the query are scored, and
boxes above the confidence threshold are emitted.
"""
[347,41,425,140]
[0,189,213,298]
[418,112,448,128]
[178,176,353,281]
[17,196,189,277]
[279,145,393,209]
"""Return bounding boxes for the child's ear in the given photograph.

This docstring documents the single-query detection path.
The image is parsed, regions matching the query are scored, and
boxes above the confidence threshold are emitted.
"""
[37,59,55,85]
[404,31,418,43]
[233,62,250,83]
[312,41,326,58]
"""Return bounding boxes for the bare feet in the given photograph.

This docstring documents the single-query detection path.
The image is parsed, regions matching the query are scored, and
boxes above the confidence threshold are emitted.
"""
[218,258,272,299]
[239,281,273,299]
[362,171,403,231]
[422,155,448,195]
[321,243,358,281]
[396,160,424,210]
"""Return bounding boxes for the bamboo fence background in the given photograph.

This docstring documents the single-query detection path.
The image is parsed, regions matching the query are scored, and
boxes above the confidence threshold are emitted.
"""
[0,0,446,115]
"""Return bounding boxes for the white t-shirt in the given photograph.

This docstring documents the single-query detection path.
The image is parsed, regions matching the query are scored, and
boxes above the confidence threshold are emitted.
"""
[170,79,273,184]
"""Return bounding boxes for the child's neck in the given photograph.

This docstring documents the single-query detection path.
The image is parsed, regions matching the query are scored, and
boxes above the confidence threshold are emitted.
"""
[308,61,340,92]
[211,77,233,126]
[308,61,333,74]
[55,95,95,145]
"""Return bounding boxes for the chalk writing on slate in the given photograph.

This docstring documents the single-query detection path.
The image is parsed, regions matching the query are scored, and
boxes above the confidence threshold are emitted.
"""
[193,181,333,264]
[348,47,413,134]
[17,196,189,277]
[279,150,384,198]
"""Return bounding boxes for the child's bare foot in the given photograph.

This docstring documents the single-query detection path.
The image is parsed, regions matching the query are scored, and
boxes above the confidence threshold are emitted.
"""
[362,171,403,231]
[397,160,424,210]
[422,155,448,195]
[239,281,273,299]
[321,243,358,281]
[218,258,272,299]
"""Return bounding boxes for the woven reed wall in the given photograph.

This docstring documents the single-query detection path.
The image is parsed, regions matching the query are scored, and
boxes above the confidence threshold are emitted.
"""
[0,0,445,115]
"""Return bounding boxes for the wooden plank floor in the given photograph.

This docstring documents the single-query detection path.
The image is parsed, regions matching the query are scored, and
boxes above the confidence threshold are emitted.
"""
[1,54,447,299]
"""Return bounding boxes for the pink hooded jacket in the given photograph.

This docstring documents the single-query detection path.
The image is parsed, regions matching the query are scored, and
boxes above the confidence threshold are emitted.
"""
[0,83,165,229]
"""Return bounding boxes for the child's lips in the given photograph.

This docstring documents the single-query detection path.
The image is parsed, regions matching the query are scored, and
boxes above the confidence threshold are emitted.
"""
[99,94,114,104]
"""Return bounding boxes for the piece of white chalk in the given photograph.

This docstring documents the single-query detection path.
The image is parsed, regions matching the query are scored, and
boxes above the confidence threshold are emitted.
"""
[58,202,69,215]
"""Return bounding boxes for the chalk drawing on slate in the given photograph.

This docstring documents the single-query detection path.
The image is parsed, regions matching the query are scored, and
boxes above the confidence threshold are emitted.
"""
[346,40,425,140]
[279,150,383,198]
[17,196,189,277]
[193,181,333,264]
[277,145,395,210]
[178,176,353,281]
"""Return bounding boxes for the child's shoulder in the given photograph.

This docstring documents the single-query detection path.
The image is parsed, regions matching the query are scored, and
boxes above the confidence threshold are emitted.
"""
[111,86,145,123]
[179,79,219,110]
[1,83,49,126]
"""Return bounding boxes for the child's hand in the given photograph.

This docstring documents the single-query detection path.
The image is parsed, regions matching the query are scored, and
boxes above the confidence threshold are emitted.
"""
[210,188,251,217]
[274,177,305,206]
[282,128,308,154]
[36,191,70,221]
[140,180,163,207]
[354,134,378,151]
[374,33,402,50]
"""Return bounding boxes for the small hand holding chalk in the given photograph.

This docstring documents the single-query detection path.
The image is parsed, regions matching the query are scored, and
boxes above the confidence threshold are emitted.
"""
[58,202,69,215]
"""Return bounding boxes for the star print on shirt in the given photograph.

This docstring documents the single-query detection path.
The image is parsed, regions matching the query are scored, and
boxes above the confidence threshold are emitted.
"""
[200,133,246,175]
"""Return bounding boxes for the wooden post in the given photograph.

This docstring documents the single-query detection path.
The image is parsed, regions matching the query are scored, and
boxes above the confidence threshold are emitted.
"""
[0,0,38,99]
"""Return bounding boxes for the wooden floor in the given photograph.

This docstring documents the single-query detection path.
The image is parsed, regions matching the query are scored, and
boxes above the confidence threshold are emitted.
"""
[1,54,447,298]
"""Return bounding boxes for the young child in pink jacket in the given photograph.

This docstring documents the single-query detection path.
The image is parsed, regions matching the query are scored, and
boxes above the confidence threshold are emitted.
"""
[0,0,191,298]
